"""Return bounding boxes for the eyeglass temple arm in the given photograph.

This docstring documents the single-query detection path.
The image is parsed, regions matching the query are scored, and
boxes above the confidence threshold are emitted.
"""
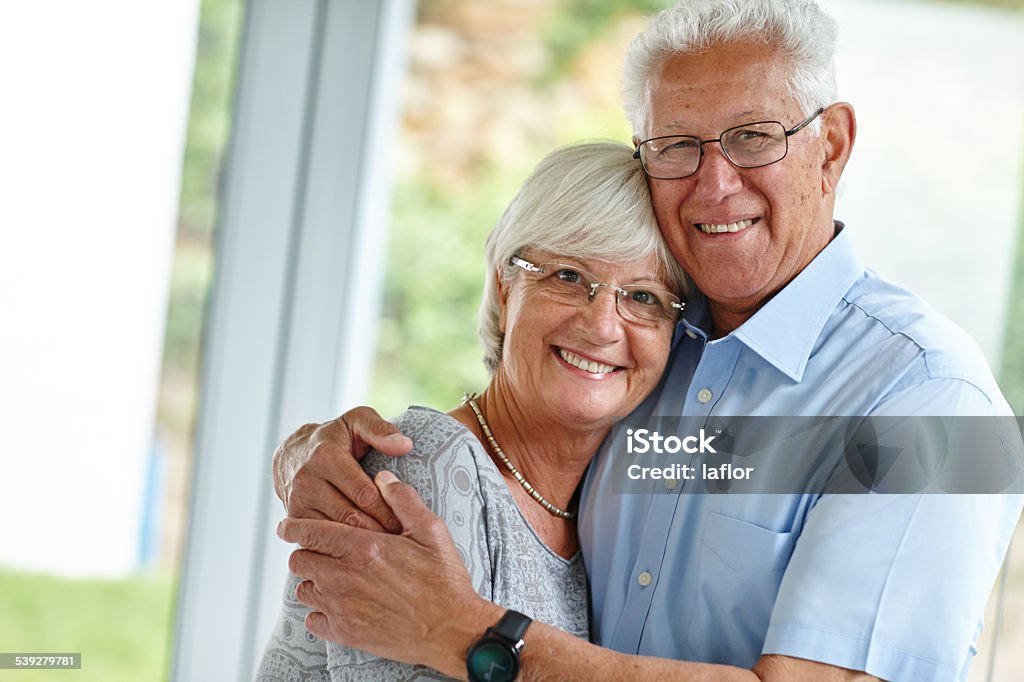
[509,255,544,273]
[785,107,826,137]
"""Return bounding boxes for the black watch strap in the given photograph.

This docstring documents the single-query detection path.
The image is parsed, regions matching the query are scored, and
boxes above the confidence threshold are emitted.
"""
[466,610,532,682]
[492,610,531,643]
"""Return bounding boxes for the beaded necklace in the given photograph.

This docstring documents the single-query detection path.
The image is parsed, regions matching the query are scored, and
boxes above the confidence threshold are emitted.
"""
[463,393,576,520]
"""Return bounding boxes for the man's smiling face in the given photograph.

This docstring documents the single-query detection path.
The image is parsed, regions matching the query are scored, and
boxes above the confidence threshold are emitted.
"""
[643,41,848,334]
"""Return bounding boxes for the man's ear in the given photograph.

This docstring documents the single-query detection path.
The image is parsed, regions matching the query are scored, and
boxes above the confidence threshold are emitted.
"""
[820,102,856,195]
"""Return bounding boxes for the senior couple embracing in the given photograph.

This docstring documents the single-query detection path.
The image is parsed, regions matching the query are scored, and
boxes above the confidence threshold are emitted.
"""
[257,2,1022,681]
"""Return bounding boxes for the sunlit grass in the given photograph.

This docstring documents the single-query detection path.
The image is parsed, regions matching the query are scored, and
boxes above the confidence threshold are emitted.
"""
[0,569,175,682]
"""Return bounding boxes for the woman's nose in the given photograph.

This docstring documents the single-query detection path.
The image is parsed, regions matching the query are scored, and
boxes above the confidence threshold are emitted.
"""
[580,286,626,339]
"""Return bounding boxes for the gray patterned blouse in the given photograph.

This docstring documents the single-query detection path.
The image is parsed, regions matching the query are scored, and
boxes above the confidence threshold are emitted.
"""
[256,406,589,681]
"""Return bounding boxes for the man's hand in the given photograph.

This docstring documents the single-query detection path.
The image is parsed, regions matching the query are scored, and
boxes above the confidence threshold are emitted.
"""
[279,470,499,677]
[279,472,883,682]
[273,406,413,532]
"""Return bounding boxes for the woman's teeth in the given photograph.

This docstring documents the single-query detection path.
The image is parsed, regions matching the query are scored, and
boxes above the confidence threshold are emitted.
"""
[559,348,616,374]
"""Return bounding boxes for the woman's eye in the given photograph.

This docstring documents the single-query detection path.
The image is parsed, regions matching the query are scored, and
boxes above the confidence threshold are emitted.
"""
[630,289,659,306]
[554,269,583,284]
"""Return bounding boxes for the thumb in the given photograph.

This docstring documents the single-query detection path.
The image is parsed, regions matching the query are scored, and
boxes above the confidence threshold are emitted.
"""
[374,470,442,545]
[344,407,413,457]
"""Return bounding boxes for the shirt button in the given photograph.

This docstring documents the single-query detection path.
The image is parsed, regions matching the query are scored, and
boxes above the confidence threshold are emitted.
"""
[664,478,678,490]
[697,388,713,403]
[637,571,652,587]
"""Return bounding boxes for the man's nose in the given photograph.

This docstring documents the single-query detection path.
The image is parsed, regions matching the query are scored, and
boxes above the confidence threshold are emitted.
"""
[693,144,743,203]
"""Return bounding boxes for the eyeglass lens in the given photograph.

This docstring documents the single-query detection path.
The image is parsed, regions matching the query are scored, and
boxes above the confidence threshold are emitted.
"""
[533,265,678,324]
[641,121,788,179]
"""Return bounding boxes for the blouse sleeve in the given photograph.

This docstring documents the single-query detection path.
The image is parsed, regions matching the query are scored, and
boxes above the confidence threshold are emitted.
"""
[325,408,497,680]
[254,572,332,682]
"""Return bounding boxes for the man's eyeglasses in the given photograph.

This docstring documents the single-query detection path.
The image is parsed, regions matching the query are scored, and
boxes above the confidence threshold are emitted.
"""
[633,107,826,180]
[509,256,684,326]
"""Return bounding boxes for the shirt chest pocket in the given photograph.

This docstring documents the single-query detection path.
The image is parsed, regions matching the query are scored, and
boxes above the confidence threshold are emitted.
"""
[685,512,798,666]
[701,511,796,571]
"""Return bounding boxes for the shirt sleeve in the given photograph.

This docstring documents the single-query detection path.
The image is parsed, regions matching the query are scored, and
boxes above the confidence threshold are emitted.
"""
[763,378,1024,682]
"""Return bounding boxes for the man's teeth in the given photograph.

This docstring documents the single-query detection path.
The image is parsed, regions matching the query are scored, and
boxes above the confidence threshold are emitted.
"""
[559,349,616,374]
[698,219,754,234]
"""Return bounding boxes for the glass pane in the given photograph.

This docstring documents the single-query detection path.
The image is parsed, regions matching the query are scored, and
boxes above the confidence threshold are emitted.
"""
[0,0,244,679]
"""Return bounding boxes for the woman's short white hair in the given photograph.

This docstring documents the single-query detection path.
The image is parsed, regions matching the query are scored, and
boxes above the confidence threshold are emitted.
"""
[623,0,838,138]
[477,141,689,374]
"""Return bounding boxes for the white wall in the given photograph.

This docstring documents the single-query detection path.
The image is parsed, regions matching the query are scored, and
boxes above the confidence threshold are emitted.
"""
[0,1,200,576]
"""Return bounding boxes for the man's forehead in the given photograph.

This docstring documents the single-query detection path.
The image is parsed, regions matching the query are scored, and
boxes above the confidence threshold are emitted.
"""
[649,78,799,130]
[657,108,760,126]
[651,105,795,134]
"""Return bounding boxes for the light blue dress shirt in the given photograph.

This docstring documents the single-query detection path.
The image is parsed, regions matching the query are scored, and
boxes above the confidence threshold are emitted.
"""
[578,225,1023,681]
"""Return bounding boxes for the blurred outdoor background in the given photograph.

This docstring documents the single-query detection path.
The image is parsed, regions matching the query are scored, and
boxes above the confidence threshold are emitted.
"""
[1,0,1023,680]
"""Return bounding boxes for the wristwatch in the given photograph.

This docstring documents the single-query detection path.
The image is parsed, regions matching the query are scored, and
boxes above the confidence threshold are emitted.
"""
[465,609,532,682]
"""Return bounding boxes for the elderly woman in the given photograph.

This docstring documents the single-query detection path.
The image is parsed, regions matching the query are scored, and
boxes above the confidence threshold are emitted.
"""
[256,141,688,681]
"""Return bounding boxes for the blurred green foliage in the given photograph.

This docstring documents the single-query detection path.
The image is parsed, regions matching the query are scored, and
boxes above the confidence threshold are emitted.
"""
[161,0,242,377]
[160,0,242,382]
[371,169,526,416]
[0,569,175,682]
[177,0,245,240]
[999,163,1024,414]
[940,0,1024,9]
[541,0,666,82]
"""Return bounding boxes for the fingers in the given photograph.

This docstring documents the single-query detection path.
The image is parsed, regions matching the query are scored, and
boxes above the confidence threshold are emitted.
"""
[294,577,323,607]
[289,464,387,531]
[272,422,319,508]
[342,406,413,457]
[304,610,330,641]
[291,415,402,532]
[279,518,372,559]
[374,471,446,544]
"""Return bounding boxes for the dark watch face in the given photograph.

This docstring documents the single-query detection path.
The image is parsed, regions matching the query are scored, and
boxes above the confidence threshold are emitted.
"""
[467,641,518,682]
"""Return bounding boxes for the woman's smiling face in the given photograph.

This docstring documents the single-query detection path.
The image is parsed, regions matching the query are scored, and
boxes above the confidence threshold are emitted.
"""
[495,251,677,430]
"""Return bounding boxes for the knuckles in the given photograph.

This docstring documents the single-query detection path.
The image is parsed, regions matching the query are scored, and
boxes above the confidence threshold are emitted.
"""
[304,610,330,640]
[351,480,383,511]
[335,506,369,529]
[346,405,380,423]
[363,539,388,569]
[294,577,316,604]
[288,548,310,576]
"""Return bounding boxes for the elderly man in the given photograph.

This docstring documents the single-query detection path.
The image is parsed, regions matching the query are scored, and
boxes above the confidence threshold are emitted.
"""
[273,1,1022,680]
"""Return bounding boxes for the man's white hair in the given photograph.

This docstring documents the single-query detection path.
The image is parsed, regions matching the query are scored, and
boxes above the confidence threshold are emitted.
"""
[623,0,838,138]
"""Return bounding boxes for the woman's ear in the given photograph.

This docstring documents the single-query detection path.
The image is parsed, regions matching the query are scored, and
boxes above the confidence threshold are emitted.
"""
[496,269,509,334]
[820,102,856,195]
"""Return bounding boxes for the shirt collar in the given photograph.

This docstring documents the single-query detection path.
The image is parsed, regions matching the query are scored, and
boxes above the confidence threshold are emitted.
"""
[675,222,863,381]
[729,221,862,382]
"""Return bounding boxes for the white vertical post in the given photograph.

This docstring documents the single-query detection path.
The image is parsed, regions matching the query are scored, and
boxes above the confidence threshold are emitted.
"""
[171,1,415,680]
